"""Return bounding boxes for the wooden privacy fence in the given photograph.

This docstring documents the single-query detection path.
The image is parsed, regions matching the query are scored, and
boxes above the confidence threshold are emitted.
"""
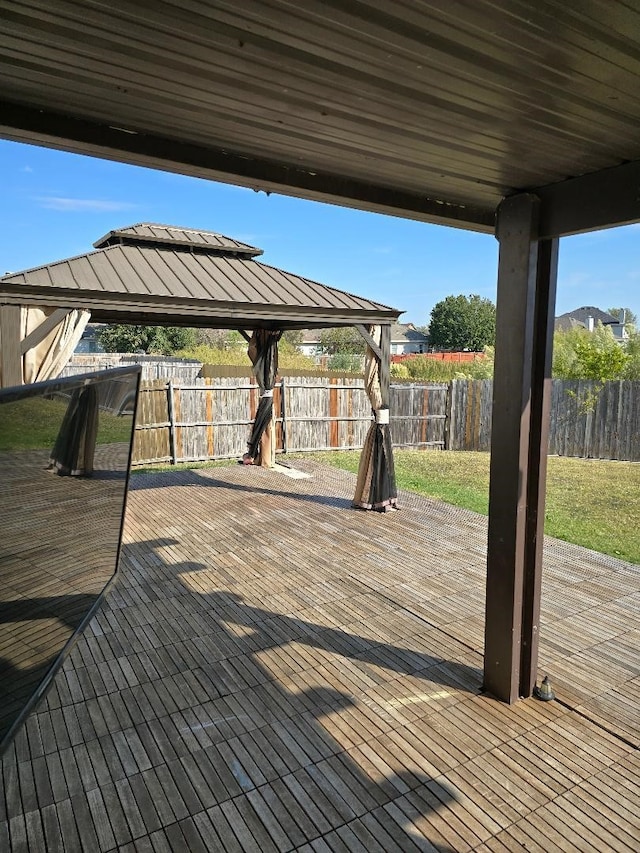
[131,376,640,466]
[63,354,203,382]
[448,378,640,461]
[132,377,448,466]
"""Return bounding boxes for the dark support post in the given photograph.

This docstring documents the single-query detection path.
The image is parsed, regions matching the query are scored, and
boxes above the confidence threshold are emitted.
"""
[521,237,558,696]
[483,194,559,703]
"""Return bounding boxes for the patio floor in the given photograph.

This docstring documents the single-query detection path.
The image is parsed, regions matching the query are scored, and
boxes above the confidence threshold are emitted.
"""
[1,459,639,851]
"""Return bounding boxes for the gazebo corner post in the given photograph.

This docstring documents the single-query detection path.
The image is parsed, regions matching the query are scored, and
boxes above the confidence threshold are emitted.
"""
[0,304,23,387]
[483,193,558,703]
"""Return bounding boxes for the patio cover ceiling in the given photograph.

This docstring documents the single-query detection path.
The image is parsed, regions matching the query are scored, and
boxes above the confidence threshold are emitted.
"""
[1,1,640,235]
[0,223,400,330]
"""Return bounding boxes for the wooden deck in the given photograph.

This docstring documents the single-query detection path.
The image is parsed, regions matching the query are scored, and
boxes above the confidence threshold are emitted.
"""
[0,445,130,744]
[1,460,638,851]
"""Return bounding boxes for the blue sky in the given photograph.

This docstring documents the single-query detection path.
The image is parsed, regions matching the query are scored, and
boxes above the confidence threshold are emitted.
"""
[2,139,639,326]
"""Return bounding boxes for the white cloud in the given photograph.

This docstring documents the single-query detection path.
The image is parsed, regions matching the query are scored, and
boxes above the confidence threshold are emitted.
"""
[21,165,34,173]
[35,196,137,212]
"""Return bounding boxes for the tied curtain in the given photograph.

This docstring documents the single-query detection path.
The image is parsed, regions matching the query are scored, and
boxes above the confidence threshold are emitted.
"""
[18,305,97,477]
[47,383,99,477]
[0,305,90,387]
[22,306,90,384]
[353,325,398,511]
[243,328,282,467]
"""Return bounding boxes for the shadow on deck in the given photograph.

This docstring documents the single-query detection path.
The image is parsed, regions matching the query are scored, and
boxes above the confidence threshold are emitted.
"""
[1,460,638,851]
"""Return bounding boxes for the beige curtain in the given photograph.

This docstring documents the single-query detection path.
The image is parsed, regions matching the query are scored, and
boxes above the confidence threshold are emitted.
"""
[21,306,90,384]
[353,324,398,511]
[243,329,280,468]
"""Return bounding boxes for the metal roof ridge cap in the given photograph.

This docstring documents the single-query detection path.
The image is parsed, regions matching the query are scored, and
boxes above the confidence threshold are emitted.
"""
[93,222,263,253]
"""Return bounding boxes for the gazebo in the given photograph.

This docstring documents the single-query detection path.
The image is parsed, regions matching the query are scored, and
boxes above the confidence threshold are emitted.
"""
[1,1,640,703]
[0,222,401,507]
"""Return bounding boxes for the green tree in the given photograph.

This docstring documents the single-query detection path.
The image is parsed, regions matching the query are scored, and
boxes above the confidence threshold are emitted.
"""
[606,307,637,333]
[282,329,304,347]
[98,324,196,355]
[622,331,640,379]
[327,352,363,372]
[318,326,366,355]
[428,294,496,351]
[194,328,245,350]
[553,323,628,380]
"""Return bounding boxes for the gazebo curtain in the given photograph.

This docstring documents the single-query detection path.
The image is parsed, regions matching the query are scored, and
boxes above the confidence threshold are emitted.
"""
[353,325,398,511]
[47,383,99,477]
[17,305,97,477]
[243,328,282,467]
[22,306,90,384]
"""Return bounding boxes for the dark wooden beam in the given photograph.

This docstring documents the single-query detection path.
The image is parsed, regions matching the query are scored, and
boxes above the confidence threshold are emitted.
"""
[483,193,558,703]
[0,101,495,234]
[532,159,640,238]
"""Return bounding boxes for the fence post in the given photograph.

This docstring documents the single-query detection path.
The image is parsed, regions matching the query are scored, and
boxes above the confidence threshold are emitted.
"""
[167,380,177,465]
[280,377,288,454]
[445,380,454,450]
[329,378,339,448]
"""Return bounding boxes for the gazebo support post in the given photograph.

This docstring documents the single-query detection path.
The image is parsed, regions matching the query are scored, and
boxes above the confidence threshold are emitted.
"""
[0,304,22,387]
[483,193,558,703]
[379,323,391,405]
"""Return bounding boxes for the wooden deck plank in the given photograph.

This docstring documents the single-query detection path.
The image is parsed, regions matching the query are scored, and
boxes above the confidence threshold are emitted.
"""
[1,461,639,851]
[24,809,46,851]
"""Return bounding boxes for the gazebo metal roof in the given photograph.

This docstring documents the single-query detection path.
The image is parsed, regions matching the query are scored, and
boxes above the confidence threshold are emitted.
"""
[0,223,400,330]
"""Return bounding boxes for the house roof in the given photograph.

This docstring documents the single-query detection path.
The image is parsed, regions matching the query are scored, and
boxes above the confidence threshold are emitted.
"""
[555,306,620,331]
[391,323,429,343]
[2,2,640,236]
[0,225,400,330]
[300,322,427,345]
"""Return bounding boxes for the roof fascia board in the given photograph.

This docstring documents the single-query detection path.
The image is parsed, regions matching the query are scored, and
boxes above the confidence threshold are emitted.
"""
[0,101,495,234]
[529,159,640,238]
[0,286,400,328]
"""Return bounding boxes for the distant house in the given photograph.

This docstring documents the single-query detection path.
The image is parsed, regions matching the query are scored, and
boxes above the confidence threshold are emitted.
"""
[555,306,628,341]
[299,329,323,357]
[390,323,429,355]
[74,323,106,354]
[299,322,428,357]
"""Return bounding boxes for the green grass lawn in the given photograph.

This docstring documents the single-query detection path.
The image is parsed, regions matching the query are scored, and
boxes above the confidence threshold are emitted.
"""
[301,450,640,565]
[0,396,133,450]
